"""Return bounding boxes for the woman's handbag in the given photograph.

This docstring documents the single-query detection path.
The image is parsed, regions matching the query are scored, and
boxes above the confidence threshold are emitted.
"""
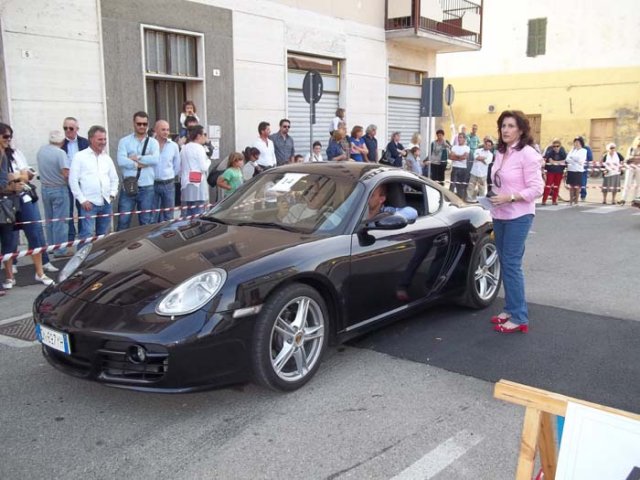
[0,195,18,225]
[188,171,203,183]
[379,150,392,165]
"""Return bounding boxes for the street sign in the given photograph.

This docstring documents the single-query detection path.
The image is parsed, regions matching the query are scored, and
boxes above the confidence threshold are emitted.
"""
[303,70,323,105]
[420,77,444,117]
[444,84,455,106]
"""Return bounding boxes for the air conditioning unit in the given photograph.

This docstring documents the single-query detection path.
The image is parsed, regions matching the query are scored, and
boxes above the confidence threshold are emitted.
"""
[488,104,496,113]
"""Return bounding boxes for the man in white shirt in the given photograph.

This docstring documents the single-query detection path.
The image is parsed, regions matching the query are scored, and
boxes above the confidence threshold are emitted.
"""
[68,125,119,239]
[253,121,277,172]
[466,137,494,202]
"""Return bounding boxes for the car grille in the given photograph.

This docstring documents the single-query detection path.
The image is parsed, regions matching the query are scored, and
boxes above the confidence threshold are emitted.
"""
[97,341,169,383]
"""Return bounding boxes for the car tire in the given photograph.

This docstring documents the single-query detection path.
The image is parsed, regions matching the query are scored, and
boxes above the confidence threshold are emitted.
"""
[251,283,329,391]
[460,235,502,309]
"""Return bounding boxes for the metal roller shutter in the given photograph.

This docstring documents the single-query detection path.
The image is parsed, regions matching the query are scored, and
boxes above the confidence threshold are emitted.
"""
[388,97,420,146]
[287,90,339,158]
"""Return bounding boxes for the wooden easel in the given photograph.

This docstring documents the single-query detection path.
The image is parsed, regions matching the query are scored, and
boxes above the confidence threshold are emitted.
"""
[494,379,640,480]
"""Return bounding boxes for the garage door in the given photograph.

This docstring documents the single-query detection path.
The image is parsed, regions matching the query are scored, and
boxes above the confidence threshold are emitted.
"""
[287,89,339,158]
[388,96,420,147]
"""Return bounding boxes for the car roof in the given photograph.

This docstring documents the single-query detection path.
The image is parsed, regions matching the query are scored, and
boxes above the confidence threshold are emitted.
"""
[268,162,417,185]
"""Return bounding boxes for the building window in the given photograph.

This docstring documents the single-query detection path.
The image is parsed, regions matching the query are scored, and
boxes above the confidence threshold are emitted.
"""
[527,18,547,57]
[389,67,423,86]
[287,52,340,76]
[143,26,204,135]
[144,29,198,77]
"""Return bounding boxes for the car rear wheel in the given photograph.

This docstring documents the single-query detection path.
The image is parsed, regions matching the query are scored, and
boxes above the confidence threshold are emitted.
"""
[461,235,502,309]
[251,284,328,391]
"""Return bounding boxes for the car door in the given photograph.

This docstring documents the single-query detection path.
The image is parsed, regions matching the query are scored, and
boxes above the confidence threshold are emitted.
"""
[345,180,450,331]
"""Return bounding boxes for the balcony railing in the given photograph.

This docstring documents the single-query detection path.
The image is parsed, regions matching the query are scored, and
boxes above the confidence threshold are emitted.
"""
[386,0,483,46]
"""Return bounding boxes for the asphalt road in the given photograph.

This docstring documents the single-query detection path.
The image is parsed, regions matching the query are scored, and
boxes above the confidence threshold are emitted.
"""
[1,201,638,479]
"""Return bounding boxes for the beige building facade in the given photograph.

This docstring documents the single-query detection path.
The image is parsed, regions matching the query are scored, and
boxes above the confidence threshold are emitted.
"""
[435,0,640,159]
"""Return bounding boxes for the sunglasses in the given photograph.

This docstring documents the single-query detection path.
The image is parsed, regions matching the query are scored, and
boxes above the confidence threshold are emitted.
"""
[136,122,148,127]
[63,126,76,131]
[282,125,291,129]
[1,134,12,140]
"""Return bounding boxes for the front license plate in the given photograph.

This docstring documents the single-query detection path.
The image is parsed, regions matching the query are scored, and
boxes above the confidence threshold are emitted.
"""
[36,324,71,355]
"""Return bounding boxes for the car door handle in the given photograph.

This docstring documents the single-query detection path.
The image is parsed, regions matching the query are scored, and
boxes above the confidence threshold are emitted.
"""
[434,234,449,246]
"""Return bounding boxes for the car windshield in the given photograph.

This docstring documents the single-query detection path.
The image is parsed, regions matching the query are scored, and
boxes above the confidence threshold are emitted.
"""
[203,172,363,234]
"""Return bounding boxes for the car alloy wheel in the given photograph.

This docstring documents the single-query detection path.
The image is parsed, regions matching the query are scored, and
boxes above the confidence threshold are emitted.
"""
[252,284,328,391]
[473,241,501,302]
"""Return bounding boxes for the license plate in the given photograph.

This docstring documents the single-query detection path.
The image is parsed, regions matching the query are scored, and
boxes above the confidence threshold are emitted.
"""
[36,324,71,355]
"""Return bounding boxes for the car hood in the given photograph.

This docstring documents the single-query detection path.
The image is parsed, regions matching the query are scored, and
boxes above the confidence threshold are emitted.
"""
[60,218,318,306]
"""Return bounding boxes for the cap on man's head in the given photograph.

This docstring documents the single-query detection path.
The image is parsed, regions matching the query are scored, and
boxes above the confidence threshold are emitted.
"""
[49,130,65,143]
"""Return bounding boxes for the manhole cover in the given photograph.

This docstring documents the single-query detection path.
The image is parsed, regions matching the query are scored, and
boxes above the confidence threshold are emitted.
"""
[0,317,36,342]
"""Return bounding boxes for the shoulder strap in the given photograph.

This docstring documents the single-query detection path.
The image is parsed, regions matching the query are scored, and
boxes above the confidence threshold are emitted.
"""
[136,137,150,181]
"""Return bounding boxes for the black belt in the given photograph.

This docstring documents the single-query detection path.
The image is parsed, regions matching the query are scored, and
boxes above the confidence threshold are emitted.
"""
[154,179,175,185]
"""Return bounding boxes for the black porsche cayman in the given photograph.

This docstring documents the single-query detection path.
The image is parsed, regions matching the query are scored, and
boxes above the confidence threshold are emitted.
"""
[34,162,501,392]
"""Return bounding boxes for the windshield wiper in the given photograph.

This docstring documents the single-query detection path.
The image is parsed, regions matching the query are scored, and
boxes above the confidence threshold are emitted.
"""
[200,215,228,224]
[235,221,302,233]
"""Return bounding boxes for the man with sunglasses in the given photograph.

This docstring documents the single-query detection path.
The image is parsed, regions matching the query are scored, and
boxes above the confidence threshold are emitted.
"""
[269,119,295,166]
[61,117,89,243]
[116,111,159,231]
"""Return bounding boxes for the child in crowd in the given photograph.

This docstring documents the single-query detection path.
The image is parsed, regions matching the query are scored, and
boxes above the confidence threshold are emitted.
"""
[305,142,324,162]
[179,101,199,137]
[293,154,304,163]
[405,146,422,175]
[242,147,260,181]
[217,152,244,199]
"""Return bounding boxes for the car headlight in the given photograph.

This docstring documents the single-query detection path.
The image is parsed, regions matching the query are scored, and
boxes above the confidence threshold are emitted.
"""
[58,244,93,283]
[156,269,227,316]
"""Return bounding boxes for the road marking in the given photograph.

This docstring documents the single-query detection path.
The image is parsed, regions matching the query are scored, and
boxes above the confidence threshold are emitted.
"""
[0,312,32,326]
[390,429,483,480]
[537,205,573,211]
[0,335,37,348]
[582,206,626,214]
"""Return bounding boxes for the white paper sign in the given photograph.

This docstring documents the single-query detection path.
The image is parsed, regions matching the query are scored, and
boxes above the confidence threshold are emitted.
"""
[556,402,640,479]
[208,125,221,139]
[270,173,307,192]
[210,138,220,160]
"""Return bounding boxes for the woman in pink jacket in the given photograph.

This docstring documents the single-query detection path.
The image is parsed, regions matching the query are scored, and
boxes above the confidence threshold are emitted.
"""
[488,111,544,333]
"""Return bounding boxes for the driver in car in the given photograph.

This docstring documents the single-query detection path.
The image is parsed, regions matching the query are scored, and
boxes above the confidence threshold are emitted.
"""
[367,184,418,222]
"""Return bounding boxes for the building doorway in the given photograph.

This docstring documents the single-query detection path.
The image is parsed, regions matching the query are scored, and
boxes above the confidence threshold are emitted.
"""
[589,118,616,162]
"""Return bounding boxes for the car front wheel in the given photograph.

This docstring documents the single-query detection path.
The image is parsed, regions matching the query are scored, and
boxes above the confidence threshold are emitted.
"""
[251,284,328,391]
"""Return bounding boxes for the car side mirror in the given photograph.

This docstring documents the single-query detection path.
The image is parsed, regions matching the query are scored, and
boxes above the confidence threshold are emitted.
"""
[366,213,408,231]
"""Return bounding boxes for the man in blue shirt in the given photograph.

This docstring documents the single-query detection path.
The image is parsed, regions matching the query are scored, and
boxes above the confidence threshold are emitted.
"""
[152,120,180,222]
[116,111,159,230]
[367,183,418,223]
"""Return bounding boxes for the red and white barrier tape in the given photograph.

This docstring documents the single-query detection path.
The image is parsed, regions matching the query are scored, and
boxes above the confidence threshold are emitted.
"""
[14,203,212,226]
[1,213,203,262]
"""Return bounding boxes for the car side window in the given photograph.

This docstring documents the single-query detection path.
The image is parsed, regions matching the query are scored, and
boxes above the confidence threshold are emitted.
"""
[425,184,442,215]
[402,183,426,217]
